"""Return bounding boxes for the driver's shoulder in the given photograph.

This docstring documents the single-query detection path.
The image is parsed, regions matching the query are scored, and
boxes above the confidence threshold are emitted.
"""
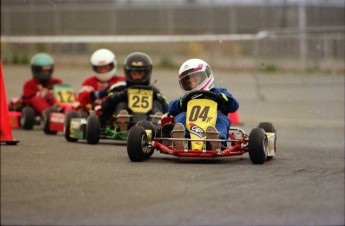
[210,87,226,93]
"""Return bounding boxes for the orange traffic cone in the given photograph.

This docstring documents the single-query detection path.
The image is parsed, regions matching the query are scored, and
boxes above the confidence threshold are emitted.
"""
[0,60,19,145]
[228,110,241,125]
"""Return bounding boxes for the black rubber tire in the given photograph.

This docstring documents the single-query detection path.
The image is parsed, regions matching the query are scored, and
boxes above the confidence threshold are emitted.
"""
[86,114,100,144]
[20,106,35,130]
[42,107,58,135]
[64,111,80,142]
[258,122,276,133]
[78,111,88,118]
[135,121,155,158]
[136,120,155,135]
[258,122,277,159]
[248,128,268,164]
[127,126,150,162]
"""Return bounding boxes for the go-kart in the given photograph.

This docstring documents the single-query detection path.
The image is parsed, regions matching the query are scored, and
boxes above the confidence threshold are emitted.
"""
[42,84,80,134]
[127,90,276,164]
[8,84,79,134]
[64,85,163,144]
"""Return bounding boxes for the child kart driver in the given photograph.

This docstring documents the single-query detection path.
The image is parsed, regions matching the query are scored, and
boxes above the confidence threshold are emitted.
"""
[20,53,63,115]
[168,58,239,150]
[98,52,168,129]
[78,48,125,113]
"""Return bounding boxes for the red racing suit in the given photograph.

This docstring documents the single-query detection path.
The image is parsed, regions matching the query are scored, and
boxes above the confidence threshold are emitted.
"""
[21,77,63,114]
[78,75,126,111]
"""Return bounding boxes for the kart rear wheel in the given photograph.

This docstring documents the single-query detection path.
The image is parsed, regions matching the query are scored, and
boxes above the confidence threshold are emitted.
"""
[127,126,151,162]
[64,111,79,142]
[78,111,88,118]
[258,122,276,159]
[43,107,58,135]
[86,114,100,145]
[135,121,155,158]
[20,106,35,130]
[248,128,268,164]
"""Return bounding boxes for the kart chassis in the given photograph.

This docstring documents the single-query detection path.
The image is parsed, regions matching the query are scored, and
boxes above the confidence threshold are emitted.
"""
[149,127,275,158]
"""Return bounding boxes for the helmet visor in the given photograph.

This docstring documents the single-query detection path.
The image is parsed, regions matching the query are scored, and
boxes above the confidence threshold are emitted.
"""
[130,71,146,81]
[93,62,115,74]
[125,64,151,83]
[32,65,54,81]
[39,66,53,75]
[179,71,208,91]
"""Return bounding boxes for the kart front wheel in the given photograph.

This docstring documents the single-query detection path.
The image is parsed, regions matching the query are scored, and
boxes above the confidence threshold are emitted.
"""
[64,111,79,142]
[248,128,268,164]
[127,126,151,162]
[86,114,100,144]
[258,122,276,159]
[135,121,155,158]
[20,106,35,130]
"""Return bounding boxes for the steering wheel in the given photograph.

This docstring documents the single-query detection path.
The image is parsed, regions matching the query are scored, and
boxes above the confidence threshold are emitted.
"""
[180,90,219,110]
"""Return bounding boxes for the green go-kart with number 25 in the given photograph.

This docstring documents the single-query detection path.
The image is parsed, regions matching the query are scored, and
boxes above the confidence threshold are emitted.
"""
[64,85,163,145]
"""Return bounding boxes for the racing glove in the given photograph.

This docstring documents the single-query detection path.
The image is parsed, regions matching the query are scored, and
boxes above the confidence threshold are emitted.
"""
[91,89,107,100]
[37,88,54,104]
[216,93,232,105]
[108,90,127,102]
[36,88,50,98]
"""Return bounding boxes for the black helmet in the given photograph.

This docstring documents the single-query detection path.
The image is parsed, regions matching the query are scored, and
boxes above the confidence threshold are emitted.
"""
[123,52,152,87]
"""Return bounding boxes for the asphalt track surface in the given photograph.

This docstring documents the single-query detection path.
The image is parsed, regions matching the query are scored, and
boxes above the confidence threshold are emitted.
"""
[1,65,344,226]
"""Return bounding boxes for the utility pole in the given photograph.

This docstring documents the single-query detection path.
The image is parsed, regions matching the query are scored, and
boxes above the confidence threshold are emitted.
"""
[298,0,307,73]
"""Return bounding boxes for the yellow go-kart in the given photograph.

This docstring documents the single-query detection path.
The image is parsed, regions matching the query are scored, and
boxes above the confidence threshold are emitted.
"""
[127,90,276,164]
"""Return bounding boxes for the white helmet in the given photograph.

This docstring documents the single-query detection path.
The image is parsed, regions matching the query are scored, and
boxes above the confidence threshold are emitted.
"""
[178,59,214,93]
[90,48,117,82]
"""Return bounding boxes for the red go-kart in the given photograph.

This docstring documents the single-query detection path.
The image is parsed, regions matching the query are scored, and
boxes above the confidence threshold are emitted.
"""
[127,90,276,164]
[8,84,80,135]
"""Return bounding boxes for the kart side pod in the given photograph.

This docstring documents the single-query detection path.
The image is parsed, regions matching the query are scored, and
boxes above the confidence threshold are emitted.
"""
[8,111,21,128]
[266,132,276,157]
[49,112,66,132]
[70,118,87,139]
[145,129,153,143]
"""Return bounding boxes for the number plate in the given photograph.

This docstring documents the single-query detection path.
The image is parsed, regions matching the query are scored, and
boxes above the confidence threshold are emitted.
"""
[53,84,77,104]
[128,88,153,113]
[186,99,218,150]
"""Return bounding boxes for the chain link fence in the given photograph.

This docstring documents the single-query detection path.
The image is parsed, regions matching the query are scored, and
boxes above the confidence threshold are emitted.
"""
[1,0,344,73]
